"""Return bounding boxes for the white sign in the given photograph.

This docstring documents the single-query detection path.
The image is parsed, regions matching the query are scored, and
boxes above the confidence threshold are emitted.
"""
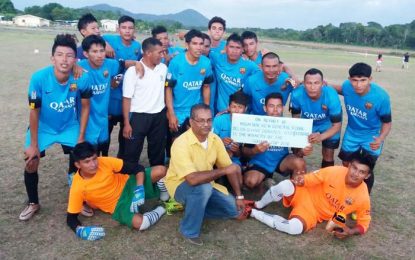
[231,114,313,148]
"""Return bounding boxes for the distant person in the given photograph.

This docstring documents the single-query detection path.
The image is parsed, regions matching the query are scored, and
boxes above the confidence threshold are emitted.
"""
[208,16,227,54]
[151,25,185,66]
[165,104,247,246]
[250,153,372,238]
[76,13,100,60]
[201,33,211,56]
[19,34,91,221]
[333,62,392,193]
[375,53,383,72]
[66,142,165,241]
[102,15,142,158]
[210,33,260,113]
[402,52,409,69]
[290,68,342,168]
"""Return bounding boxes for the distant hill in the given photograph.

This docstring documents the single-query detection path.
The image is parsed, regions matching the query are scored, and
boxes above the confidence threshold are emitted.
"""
[84,4,209,27]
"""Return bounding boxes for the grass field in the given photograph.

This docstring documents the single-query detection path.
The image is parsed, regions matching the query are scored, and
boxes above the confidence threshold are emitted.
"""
[0,25,414,259]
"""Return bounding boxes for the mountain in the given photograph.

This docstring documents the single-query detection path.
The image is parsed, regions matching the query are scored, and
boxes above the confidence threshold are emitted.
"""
[84,4,209,27]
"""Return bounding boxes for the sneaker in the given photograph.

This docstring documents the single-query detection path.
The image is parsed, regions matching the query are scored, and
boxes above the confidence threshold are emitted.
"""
[19,203,40,221]
[237,201,253,220]
[81,203,94,217]
[185,236,203,246]
[164,198,184,215]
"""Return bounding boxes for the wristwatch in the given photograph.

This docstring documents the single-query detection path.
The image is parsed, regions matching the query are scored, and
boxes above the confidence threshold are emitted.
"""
[235,195,244,200]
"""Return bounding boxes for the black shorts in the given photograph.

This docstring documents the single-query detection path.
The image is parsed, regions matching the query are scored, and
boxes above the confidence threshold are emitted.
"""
[109,115,123,126]
[322,139,340,149]
[338,148,379,163]
[245,164,274,179]
[39,144,73,158]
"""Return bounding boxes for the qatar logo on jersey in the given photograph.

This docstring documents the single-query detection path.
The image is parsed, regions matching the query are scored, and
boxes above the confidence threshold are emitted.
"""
[220,73,241,87]
[303,112,326,120]
[183,80,203,90]
[91,83,107,95]
[49,97,76,112]
[346,105,367,120]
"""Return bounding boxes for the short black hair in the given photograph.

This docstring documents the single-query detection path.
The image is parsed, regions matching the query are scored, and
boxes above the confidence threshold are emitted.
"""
[241,31,258,42]
[265,92,283,105]
[226,33,242,46]
[118,15,135,25]
[349,62,372,78]
[142,37,162,53]
[261,52,280,64]
[350,153,375,175]
[190,103,211,119]
[208,16,226,31]
[229,91,249,107]
[77,13,97,34]
[151,25,167,37]
[81,35,106,52]
[304,68,324,81]
[184,29,204,43]
[52,34,77,56]
[72,142,97,162]
[202,33,211,42]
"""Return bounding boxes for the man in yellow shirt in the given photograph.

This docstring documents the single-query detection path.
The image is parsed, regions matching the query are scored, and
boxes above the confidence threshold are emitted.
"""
[165,104,245,246]
[66,142,166,241]
[250,153,372,238]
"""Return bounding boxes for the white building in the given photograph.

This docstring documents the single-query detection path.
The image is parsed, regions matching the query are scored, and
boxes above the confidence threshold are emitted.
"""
[100,19,118,32]
[13,14,50,27]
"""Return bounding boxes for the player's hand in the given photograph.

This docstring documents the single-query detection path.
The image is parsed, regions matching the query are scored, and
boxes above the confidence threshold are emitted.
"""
[111,74,123,88]
[134,61,145,79]
[302,144,313,156]
[123,123,133,139]
[24,145,40,171]
[235,198,245,212]
[291,173,305,186]
[308,133,322,144]
[130,185,145,213]
[222,137,233,146]
[254,141,270,154]
[261,48,270,56]
[370,136,383,151]
[76,226,105,241]
[105,44,115,58]
[333,225,351,239]
[285,78,297,88]
[229,142,240,153]
[72,64,84,80]
[167,112,179,132]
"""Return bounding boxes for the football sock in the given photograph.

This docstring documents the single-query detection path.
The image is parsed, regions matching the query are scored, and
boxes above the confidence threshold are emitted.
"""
[251,209,303,235]
[157,179,169,202]
[321,160,334,168]
[139,206,166,231]
[255,179,294,209]
[24,170,39,204]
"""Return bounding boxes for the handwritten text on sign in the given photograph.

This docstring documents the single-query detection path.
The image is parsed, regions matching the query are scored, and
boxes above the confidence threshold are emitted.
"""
[231,114,313,148]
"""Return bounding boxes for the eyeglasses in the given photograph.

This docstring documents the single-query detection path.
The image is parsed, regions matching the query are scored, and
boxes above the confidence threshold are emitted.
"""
[191,118,213,125]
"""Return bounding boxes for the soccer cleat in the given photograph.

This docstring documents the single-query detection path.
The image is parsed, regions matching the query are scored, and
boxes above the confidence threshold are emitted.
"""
[237,201,253,220]
[81,203,94,217]
[164,198,184,215]
[19,203,40,221]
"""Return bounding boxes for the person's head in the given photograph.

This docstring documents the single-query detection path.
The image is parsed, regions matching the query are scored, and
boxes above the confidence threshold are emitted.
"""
[201,33,211,56]
[264,92,283,117]
[184,29,204,59]
[141,37,164,66]
[304,68,324,100]
[348,62,372,95]
[51,34,77,74]
[261,52,281,81]
[190,103,213,138]
[345,153,374,188]
[226,33,243,63]
[82,35,106,68]
[118,15,135,42]
[228,91,249,114]
[241,31,258,58]
[77,13,100,37]
[208,16,226,42]
[151,25,169,50]
[72,142,98,176]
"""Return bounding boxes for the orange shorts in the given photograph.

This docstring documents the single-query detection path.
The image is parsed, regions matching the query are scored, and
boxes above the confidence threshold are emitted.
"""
[283,186,318,232]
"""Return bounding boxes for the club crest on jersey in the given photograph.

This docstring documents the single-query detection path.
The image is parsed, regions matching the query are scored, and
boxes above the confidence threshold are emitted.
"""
[322,104,328,110]
[365,102,373,110]
[103,70,109,78]
[70,83,77,92]
[239,67,246,75]
[345,197,353,205]
[200,68,206,75]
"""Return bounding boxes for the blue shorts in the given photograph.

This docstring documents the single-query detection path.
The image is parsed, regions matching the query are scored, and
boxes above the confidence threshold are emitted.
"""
[339,129,382,161]
[25,124,79,152]
[85,125,109,145]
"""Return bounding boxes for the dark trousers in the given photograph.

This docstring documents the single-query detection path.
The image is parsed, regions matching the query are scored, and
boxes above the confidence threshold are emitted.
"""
[123,109,167,166]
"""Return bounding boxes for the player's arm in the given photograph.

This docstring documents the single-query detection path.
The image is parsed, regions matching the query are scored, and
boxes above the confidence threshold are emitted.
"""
[370,121,391,151]
[67,213,105,241]
[122,67,136,139]
[281,64,300,86]
[78,98,90,143]
[202,84,211,105]
[309,122,341,144]
[122,97,132,138]
[242,141,269,157]
[165,84,178,132]
[331,83,343,95]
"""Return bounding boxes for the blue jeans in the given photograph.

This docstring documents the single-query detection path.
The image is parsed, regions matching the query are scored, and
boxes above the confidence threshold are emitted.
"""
[174,181,239,238]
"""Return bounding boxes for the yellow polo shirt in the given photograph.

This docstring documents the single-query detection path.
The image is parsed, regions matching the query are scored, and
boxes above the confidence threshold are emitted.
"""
[165,129,232,197]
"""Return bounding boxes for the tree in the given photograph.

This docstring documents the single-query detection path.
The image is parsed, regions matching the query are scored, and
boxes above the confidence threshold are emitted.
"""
[0,0,16,14]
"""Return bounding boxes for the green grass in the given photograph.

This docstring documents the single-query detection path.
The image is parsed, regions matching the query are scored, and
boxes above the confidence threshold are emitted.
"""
[0,26,414,259]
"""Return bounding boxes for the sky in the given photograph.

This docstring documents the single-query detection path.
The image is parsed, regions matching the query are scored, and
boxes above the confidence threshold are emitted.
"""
[11,0,414,30]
